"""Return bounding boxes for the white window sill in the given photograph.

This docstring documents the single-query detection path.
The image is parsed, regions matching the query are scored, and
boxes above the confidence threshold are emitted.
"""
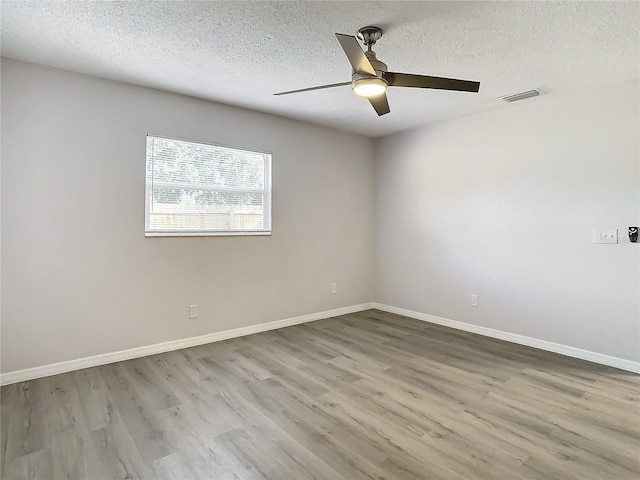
[145,230,272,238]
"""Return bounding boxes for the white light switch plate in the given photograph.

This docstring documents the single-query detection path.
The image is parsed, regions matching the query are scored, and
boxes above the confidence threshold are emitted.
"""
[592,229,618,244]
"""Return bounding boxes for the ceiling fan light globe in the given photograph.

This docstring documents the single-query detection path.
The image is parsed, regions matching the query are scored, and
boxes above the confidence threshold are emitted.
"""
[352,78,387,97]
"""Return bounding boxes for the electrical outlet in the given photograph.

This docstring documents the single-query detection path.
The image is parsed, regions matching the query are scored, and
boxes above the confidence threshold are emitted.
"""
[330,283,337,294]
[189,304,199,319]
[471,294,479,307]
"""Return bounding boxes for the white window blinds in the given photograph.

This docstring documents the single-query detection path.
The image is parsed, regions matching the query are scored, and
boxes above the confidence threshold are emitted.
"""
[145,135,272,236]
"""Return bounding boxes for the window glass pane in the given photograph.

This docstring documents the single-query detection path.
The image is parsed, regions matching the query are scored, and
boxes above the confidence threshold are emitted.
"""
[146,135,271,235]
[147,137,265,189]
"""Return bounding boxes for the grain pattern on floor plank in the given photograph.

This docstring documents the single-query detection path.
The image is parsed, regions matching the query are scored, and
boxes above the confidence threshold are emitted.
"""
[2,309,639,479]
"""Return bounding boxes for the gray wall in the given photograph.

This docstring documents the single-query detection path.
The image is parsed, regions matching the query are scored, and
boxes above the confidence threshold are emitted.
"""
[375,81,640,362]
[3,58,638,374]
[1,59,376,372]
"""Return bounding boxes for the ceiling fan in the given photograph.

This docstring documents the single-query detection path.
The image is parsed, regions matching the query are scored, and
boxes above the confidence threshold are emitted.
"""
[274,26,480,116]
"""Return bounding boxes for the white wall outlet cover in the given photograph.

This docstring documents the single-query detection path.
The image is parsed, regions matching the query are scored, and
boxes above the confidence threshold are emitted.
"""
[471,294,479,307]
[189,304,199,319]
[330,283,337,294]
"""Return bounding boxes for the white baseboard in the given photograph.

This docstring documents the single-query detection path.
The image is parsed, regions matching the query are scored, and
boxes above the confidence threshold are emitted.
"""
[3,301,636,385]
[371,303,640,374]
[0,303,374,386]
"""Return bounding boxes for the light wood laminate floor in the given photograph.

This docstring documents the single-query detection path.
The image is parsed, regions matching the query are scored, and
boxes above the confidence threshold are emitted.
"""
[2,309,639,479]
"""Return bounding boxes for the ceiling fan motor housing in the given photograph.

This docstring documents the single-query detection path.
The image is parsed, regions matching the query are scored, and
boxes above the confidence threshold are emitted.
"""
[351,35,388,96]
[364,50,387,74]
[352,50,388,87]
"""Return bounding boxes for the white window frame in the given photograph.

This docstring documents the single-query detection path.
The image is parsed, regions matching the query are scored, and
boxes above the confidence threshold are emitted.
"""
[145,134,272,237]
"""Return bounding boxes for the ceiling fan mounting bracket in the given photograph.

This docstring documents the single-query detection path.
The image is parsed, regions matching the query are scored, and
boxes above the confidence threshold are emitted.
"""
[357,26,383,49]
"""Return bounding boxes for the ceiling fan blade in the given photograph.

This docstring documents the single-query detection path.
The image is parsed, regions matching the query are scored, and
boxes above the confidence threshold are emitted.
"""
[273,81,351,96]
[384,72,480,92]
[368,93,390,116]
[335,34,376,76]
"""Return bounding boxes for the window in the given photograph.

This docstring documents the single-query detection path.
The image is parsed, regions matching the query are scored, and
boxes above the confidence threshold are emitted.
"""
[145,135,272,236]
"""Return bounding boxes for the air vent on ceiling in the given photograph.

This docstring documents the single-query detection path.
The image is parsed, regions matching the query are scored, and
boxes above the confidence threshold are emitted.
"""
[501,89,541,103]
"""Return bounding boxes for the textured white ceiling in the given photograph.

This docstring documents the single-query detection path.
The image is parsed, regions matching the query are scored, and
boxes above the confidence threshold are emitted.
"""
[1,1,638,137]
